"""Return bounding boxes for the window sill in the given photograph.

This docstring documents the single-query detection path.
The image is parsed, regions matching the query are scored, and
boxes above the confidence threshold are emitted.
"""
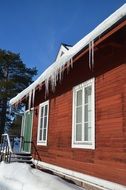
[72,143,95,149]
[37,142,47,146]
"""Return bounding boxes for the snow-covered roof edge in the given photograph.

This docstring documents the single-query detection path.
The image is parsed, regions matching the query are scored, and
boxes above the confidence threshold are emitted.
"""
[10,4,126,105]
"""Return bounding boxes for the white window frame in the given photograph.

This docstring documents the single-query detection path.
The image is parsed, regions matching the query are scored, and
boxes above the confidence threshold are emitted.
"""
[72,78,95,149]
[37,100,49,146]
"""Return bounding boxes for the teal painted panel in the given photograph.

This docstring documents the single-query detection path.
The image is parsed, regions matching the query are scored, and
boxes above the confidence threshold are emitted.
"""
[23,110,33,152]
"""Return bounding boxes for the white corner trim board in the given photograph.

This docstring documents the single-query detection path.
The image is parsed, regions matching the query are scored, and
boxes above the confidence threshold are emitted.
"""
[33,159,126,190]
[10,4,126,105]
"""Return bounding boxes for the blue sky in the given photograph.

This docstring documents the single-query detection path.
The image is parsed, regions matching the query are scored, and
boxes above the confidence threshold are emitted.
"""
[0,0,125,78]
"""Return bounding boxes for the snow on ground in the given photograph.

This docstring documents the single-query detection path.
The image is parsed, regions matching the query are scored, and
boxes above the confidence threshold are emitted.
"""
[0,162,84,190]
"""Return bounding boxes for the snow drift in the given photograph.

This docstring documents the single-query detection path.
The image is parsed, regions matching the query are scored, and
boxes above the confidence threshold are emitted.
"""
[0,162,83,190]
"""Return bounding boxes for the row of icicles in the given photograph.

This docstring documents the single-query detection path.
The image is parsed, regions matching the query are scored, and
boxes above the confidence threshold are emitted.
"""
[27,40,94,110]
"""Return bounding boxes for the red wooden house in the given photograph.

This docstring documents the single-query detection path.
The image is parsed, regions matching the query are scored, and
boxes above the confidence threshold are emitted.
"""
[10,4,126,190]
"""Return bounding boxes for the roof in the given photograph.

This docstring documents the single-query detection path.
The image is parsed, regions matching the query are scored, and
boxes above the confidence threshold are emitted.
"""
[61,43,72,50]
[55,43,72,61]
[10,4,126,105]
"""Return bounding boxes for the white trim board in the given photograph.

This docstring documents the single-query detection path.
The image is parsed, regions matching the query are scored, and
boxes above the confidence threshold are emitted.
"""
[33,159,126,190]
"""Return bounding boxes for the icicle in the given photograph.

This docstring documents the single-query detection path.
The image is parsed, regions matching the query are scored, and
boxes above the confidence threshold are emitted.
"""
[45,78,49,97]
[89,41,92,70]
[59,65,64,82]
[54,73,57,89]
[59,66,62,81]
[32,89,35,107]
[70,57,73,68]
[89,40,94,71]
[65,57,72,74]
[28,91,32,110]
[54,70,58,88]
[55,70,59,85]
[44,55,73,95]
[91,40,94,70]
[66,60,70,74]
[68,58,73,73]
[50,71,55,92]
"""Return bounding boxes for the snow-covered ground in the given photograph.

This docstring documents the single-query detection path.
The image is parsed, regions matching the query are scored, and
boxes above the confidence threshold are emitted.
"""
[0,162,84,190]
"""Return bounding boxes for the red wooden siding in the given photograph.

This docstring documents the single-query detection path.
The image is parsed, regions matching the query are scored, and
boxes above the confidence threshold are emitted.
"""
[32,26,126,185]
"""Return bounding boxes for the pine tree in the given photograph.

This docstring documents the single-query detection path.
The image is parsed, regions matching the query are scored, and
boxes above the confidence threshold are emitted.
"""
[0,49,37,138]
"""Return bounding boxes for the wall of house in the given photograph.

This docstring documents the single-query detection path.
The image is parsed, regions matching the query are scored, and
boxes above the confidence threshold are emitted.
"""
[32,27,126,186]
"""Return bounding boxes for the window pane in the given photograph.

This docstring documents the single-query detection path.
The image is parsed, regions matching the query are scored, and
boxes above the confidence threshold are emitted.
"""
[45,105,48,116]
[85,106,91,122]
[44,116,47,129]
[88,110,91,122]
[85,86,91,104]
[39,129,42,141]
[40,118,43,128]
[85,105,88,122]
[76,107,82,123]
[76,124,82,141]
[88,127,91,141]
[76,90,82,106]
[43,129,46,141]
[84,123,91,141]
[84,123,88,141]
[41,107,44,117]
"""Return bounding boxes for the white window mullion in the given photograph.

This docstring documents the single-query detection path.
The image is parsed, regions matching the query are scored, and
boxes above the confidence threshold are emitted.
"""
[38,105,42,141]
[82,86,85,142]
[45,105,49,143]
[75,89,83,143]
[91,78,95,148]
[74,91,77,142]
[42,106,45,142]
[40,105,44,141]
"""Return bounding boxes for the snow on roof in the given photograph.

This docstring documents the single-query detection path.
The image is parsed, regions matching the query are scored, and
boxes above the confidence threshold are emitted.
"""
[10,4,126,105]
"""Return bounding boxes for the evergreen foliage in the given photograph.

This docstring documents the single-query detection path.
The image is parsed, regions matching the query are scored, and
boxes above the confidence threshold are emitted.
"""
[0,49,37,137]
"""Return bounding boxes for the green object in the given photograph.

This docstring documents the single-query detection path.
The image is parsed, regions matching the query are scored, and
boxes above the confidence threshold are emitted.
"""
[22,110,33,152]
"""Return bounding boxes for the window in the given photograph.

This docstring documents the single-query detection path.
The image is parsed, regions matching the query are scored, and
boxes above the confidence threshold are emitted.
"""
[37,100,49,146]
[72,78,95,149]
